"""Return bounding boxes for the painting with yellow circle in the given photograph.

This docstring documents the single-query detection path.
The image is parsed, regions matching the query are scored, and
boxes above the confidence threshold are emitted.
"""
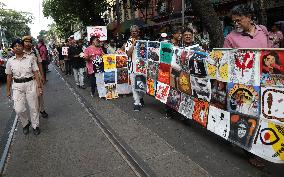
[206,49,231,82]
[250,118,284,163]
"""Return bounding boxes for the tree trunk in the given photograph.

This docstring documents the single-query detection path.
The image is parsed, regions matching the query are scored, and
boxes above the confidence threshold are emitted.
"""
[191,0,224,48]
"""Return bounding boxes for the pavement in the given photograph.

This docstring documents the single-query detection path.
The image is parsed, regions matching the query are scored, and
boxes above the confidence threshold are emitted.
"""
[1,65,212,177]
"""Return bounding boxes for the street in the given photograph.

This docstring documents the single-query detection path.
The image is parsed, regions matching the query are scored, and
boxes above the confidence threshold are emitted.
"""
[0,65,283,177]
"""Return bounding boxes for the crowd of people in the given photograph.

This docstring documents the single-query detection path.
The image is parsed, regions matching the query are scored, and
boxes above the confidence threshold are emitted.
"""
[4,3,283,168]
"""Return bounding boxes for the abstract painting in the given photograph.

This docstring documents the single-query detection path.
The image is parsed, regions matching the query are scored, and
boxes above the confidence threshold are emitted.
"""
[92,55,104,73]
[230,49,260,86]
[103,55,116,70]
[192,98,209,127]
[178,93,194,119]
[135,57,147,75]
[207,106,231,140]
[147,60,159,80]
[166,88,181,111]
[210,79,227,110]
[155,81,170,104]
[261,87,284,123]
[116,55,128,68]
[170,68,181,89]
[160,42,173,64]
[188,51,208,77]
[227,83,260,117]
[174,47,194,73]
[146,78,156,96]
[136,40,148,59]
[157,63,171,85]
[117,68,128,84]
[177,71,191,95]
[134,74,146,93]
[147,41,160,62]
[190,76,211,102]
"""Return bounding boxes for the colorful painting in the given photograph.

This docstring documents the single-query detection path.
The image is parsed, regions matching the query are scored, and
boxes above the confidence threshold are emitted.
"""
[147,60,159,80]
[105,84,119,100]
[170,68,181,89]
[177,72,191,95]
[117,68,128,84]
[103,55,116,70]
[157,63,171,85]
[250,118,284,163]
[174,47,194,72]
[178,93,194,119]
[261,87,284,123]
[192,99,209,127]
[207,49,230,82]
[166,88,181,111]
[116,55,128,68]
[155,82,170,103]
[147,41,160,62]
[260,50,284,86]
[136,40,148,59]
[104,70,116,84]
[146,78,156,96]
[188,51,208,77]
[207,106,231,140]
[227,83,260,117]
[210,79,227,110]
[190,76,211,102]
[92,55,104,73]
[229,114,258,150]
[135,57,147,75]
[160,42,173,64]
[230,49,260,85]
[134,74,146,92]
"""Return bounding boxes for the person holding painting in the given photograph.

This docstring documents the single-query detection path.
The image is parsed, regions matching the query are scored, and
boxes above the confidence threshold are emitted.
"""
[125,25,145,111]
[223,4,271,168]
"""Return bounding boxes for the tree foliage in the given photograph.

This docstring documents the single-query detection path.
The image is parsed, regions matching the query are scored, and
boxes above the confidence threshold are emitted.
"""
[43,0,109,38]
[0,2,33,44]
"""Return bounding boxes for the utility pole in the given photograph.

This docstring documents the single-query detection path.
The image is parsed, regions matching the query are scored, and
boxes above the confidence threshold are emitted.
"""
[182,0,185,27]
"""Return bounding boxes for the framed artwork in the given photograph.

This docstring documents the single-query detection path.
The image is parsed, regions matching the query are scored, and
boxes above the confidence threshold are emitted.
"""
[103,55,116,70]
[135,57,147,75]
[250,118,284,163]
[261,87,284,123]
[117,68,128,84]
[207,49,230,82]
[188,51,208,77]
[207,106,231,140]
[147,41,160,62]
[116,55,128,68]
[174,48,194,73]
[229,114,258,150]
[166,88,181,111]
[230,49,260,85]
[192,98,209,127]
[147,60,159,80]
[105,84,119,100]
[155,81,170,103]
[227,83,260,117]
[146,78,156,96]
[160,42,173,64]
[157,63,171,85]
[136,40,148,59]
[134,74,146,92]
[178,93,194,119]
[190,76,211,102]
[92,55,104,73]
[177,71,191,95]
[260,50,284,87]
[104,69,116,84]
[170,68,181,89]
[210,79,227,110]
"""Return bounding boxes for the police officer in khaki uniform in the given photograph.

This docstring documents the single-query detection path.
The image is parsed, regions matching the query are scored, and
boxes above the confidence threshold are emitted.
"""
[22,36,48,118]
[6,39,42,135]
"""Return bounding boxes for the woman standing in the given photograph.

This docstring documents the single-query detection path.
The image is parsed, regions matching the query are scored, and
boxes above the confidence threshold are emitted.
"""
[84,36,104,97]
[6,39,42,135]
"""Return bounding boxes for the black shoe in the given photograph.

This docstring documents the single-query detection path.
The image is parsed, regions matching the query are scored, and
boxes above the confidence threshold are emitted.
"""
[23,121,31,135]
[33,127,41,135]
[140,98,145,107]
[40,111,48,118]
[134,104,141,111]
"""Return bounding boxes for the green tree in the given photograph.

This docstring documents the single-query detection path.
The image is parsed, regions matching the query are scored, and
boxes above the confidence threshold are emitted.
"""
[0,3,33,44]
[43,0,109,38]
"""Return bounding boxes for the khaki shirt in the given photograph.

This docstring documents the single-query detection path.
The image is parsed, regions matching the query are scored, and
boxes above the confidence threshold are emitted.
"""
[24,49,42,63]
[5,54,39,79]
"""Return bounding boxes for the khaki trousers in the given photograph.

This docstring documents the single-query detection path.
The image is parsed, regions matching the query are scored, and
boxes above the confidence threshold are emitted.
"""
[12,80,39,129]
